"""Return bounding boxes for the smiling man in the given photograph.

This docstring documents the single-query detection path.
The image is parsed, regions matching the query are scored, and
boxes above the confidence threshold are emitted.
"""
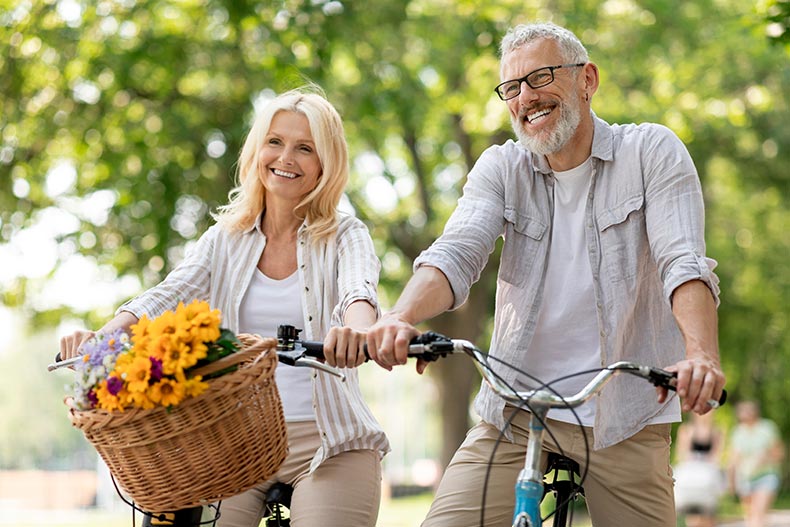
[366,22,725,527]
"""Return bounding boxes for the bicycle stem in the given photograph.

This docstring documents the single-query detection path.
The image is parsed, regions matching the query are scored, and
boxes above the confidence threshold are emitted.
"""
[512,406,549,527]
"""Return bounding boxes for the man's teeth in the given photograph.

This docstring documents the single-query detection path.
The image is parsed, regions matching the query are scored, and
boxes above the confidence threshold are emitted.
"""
[273,169,298,179]
[526,108,551,123]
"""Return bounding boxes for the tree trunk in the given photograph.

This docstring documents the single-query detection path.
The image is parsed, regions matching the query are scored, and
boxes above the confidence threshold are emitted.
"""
[426,264,497,470]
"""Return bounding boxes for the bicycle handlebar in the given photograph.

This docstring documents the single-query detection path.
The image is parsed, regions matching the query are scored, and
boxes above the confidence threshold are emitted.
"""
[399,334,727,409]
[48,325,727,409]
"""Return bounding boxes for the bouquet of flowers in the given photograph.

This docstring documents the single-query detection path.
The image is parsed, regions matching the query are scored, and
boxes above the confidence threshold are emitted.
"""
[71,299,240,412]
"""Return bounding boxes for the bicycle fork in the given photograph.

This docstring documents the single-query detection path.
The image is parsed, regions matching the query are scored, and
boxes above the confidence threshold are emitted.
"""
[512,407,548,527]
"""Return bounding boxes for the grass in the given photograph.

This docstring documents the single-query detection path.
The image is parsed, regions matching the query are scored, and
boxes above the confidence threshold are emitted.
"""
[23,491,790,527]
[1,493,434,527]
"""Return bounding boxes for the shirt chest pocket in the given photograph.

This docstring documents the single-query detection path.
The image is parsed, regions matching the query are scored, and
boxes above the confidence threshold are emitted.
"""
[499,208,547,286]
[597,194,648,283]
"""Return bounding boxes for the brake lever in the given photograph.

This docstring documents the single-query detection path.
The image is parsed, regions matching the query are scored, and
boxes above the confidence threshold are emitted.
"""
[275,340,346,381]
[408,331,455,362]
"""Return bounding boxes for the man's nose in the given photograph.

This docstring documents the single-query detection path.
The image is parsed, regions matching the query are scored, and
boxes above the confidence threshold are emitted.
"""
[517,80,540,104]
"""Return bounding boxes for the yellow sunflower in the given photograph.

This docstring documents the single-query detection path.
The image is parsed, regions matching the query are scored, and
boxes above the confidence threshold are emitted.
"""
[123,355,153,393]
[162,338,206,374]
[178,301,222,344]
[95,381,124,412]
[148,378,186,407]
[148,333,175,364]
[182,376,209,398]
[149,309,178,339]
[130,314,153,348]
[124,389,156,410]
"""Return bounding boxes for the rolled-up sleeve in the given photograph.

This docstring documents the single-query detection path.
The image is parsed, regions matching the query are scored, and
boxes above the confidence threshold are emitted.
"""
[414,147,508,310]
[331,218,381,325]
[642,126,720,307]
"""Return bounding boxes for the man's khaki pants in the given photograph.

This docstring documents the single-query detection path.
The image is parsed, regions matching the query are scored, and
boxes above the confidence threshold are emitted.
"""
[423,407,676,527]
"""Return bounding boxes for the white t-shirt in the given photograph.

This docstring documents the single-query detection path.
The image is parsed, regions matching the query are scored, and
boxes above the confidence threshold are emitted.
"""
[516,157,601,426]
[239,268,316,421]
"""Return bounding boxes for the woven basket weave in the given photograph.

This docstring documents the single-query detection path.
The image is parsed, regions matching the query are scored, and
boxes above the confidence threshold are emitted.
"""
[68,334,287,512]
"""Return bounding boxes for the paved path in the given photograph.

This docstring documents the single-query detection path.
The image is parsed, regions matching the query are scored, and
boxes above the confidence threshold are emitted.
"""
[716,510,790,526]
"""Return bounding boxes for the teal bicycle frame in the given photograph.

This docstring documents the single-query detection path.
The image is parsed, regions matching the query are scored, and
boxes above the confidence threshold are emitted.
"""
[512,409,547,527]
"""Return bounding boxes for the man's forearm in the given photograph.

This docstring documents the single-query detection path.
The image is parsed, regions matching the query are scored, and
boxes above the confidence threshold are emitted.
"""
[386,266,454,325]
[671,279,719,361]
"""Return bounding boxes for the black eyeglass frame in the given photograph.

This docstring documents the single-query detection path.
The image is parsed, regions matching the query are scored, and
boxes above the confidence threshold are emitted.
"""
[494,63,586,101]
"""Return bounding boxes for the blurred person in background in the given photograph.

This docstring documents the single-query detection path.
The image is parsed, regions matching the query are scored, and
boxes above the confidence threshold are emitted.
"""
[674,411,725,527]
[728,400,784,527]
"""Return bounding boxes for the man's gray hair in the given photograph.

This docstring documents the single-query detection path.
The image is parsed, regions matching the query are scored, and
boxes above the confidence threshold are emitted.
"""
[499,22,589,63]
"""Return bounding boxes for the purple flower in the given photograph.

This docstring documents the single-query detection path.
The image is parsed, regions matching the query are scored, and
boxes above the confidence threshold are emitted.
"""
[87,389,98,407]
[84,328,129,367]
[107,376,124,396]
[149,357,163,382]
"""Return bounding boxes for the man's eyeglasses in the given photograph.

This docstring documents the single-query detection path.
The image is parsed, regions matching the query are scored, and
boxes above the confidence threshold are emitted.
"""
[494,63,586,101]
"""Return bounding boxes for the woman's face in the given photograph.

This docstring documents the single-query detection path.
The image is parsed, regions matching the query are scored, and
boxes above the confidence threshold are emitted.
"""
[258,110,322,206]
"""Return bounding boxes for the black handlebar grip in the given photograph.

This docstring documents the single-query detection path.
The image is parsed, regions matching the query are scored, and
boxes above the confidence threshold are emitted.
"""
[717,389,728,406]
[300,340,372,361]
[649,368,727,406]
[299,340,326,359]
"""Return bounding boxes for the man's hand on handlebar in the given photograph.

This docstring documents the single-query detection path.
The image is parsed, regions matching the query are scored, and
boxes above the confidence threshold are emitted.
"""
[365,313,427,374]
[658,357,726,415]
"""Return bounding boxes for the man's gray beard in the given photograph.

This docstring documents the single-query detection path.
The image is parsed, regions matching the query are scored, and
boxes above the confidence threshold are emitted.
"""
[511,100,581,156]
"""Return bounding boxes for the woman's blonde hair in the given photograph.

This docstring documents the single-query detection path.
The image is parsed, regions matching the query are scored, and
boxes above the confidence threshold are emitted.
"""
[213,86,349,242]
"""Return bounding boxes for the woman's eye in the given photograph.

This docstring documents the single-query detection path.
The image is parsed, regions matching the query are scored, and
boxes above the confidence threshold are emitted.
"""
[299,145,313,153]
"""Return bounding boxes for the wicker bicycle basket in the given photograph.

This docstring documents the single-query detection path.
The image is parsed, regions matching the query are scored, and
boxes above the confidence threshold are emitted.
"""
[67,334,287,512]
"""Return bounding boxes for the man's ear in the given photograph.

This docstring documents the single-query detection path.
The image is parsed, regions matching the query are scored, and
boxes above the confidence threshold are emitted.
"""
[583,62,600,98]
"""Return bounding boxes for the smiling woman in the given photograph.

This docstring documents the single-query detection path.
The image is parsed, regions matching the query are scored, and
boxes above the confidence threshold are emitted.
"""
[57,86,389,527]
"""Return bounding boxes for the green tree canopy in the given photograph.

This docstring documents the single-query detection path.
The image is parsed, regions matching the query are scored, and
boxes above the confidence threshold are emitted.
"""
[1,0,788,473]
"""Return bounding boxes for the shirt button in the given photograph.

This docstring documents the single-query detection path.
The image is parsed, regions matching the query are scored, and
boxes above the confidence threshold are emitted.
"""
[308,316,313,321]
[305,286,309,291]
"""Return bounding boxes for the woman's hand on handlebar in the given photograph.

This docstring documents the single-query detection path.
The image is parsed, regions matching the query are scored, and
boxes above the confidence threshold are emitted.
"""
[57,312,139,363]
[323,326,367,369]
[59,329,96,361]
[366,313,426,373]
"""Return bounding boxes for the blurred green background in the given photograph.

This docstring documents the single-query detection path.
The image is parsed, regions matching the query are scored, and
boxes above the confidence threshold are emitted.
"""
[1,0,789,524]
